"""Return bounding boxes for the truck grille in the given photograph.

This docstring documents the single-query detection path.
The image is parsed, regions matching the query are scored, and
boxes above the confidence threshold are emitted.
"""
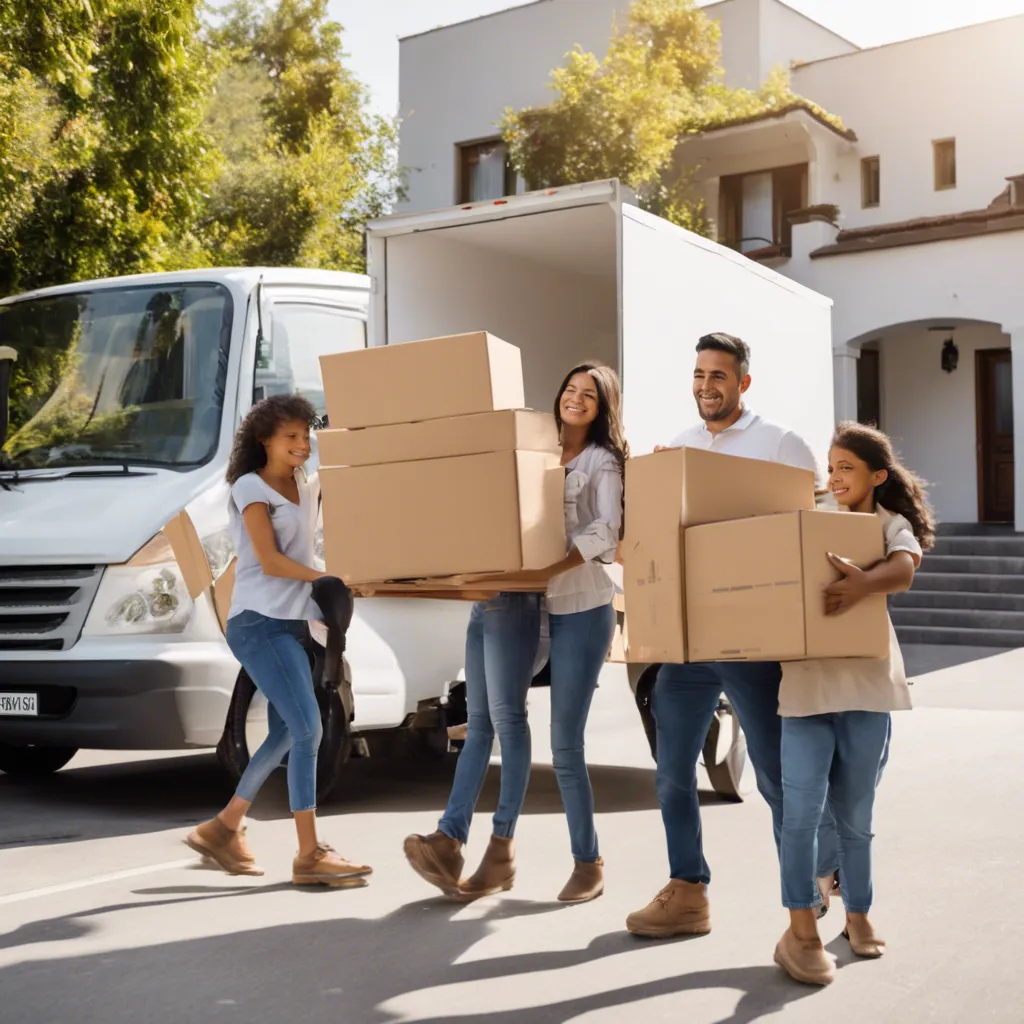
[0,566,103,652]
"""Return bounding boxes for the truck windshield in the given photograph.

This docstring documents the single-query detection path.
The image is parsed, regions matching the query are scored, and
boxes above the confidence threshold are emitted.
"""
[1,283,232,470]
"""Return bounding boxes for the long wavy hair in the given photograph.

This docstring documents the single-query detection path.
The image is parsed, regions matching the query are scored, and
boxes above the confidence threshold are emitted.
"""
[831,421,936,551]
[226,394,317,485]
[553,363,630,469]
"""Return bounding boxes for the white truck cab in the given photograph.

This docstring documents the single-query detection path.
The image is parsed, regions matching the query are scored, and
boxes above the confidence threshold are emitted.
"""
[0,267,469,779]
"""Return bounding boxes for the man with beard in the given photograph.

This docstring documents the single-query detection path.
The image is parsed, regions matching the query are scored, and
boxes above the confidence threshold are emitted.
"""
[626,332,821,939]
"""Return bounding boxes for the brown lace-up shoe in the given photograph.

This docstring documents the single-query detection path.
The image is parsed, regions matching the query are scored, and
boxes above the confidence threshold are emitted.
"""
[626,880,711,938]
[184,817,264,876]
[774,927,836,985]
[403,830,465,896]
[292,844,372,887]
[557,858,605,903]
[457,835,515,901]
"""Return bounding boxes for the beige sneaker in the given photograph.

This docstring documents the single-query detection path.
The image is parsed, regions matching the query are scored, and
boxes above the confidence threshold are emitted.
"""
[403,830,465,897]
[184,817,264,876]
[292,843,373,887]
[626,880,711,938]
[774,927,836,985]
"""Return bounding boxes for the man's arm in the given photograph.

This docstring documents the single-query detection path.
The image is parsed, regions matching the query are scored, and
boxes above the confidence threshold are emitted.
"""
[778,431,826,496]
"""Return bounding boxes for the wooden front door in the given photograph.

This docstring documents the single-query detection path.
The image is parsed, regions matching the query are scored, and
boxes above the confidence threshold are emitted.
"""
[977,348,1015,523]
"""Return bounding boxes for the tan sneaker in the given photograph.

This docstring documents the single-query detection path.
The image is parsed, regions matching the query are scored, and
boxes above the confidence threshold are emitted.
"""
[184,817,264,876]
[403,830,465,896]
[626,880,711,938]
[557,857,605,903]
[774,927,836,985]
[292,843,373,887]
[457,835,515,901]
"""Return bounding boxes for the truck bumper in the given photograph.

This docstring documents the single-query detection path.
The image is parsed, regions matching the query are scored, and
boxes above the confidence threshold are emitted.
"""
[0,641,238,750]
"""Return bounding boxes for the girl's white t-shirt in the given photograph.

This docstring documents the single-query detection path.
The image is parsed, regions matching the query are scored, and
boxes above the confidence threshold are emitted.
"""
[227,469,322,622]
[778,505,923,718]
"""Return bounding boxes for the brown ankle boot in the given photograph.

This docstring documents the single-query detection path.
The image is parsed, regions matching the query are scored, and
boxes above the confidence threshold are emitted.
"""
[774,927,836,985]
[558,857,604,903]
[626,880,711,938]
[403,830,465,896]
[184,817,263,876]
[457,835,515,901]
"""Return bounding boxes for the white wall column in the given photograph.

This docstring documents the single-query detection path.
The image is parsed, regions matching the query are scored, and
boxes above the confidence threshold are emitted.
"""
[833,343,859,424]
[1006,325,1024,532]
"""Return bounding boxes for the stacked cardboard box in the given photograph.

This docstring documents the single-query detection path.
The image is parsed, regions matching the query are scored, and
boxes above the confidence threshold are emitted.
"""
[317,332,566,591]
[622,447,888,664]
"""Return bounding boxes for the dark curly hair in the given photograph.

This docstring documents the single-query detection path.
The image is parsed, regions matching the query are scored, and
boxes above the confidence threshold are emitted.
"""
[831,422,936,552]
[226,395,317,485]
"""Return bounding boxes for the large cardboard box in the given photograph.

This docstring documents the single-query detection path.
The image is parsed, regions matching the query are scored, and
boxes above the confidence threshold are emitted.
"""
[320,450,565,585]
[685,510,888,662]
[318,410,558,468]
[320,331,525,430]
[161,510,236,633]
[622,447,816,664]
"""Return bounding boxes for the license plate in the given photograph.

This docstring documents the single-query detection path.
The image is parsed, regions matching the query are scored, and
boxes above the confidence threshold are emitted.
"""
[0,693,39,717]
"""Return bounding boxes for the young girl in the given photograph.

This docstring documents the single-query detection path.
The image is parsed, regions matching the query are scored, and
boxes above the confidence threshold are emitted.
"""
[184,395,371,887]
[403,363,626,903]
[774,422,935,986]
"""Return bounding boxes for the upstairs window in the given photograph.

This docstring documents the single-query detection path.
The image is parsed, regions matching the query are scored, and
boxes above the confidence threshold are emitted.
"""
[861,156,880,208]
[719,163,808,256]
[934,139,957,190]
[457,139,521,203]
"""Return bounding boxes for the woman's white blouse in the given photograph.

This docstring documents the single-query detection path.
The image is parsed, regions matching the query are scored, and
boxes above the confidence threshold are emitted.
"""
[545,444,623,616]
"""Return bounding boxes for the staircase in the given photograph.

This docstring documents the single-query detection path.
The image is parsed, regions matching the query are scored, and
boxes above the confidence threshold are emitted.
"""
[891,524,1024,648]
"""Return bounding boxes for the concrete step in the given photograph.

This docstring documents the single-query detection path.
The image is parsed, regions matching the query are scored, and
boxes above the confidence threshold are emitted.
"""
[912,572,1024,594]
[937,523,1018,536]
[930,536,1024,557]
[890,607,1024,631]
[892,590,1024,612]
[894,625,1024,647]
[921,554,1024,574]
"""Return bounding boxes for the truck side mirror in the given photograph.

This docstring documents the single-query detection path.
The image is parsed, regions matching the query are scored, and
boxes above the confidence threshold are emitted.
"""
[0,345,17,450]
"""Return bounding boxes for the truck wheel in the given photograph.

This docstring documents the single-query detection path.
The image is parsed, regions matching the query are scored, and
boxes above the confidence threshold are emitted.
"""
[216,672,352,802]
[0,742,78,776]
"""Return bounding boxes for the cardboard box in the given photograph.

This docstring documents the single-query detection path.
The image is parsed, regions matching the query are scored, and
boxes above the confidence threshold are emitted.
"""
[622,447,816,664]
[685,510,888,662]
[318,410,558,468]
[320,331,525,430]
[321,450,565,585]
[161,510,235,634]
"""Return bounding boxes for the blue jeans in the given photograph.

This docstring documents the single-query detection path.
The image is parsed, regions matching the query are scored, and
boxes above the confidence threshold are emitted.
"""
[780,711,891,913]
[439,593,541,844]
[549,601,616,863]
[226,610,322,812]
[653,661,783,885]
[815,715,892,879]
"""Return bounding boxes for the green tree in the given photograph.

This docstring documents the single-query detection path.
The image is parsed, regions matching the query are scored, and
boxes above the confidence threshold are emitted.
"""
[502,0,843,233]
[202,0,402,271]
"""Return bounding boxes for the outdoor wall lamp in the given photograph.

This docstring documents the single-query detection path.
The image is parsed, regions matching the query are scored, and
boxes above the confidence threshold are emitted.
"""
[941,338,959,373]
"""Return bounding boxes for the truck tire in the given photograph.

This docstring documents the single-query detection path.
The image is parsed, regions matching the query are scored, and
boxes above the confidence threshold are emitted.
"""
[0,742,78,776]
[216,671,352,802]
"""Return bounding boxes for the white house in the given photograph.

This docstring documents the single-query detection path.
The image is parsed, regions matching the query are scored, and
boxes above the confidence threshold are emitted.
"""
[397,0,1024,538]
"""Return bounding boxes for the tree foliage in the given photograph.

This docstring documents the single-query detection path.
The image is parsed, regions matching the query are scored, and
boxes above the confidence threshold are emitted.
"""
[502,0,844,233]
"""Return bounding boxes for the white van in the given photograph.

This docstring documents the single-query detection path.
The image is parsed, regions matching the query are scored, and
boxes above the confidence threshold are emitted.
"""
[0,268,470,782]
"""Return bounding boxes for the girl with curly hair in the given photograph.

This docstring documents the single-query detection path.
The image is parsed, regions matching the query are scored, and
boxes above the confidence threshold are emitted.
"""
[403,363,628,905]
[773,422,935,986]
[185,395,371,887]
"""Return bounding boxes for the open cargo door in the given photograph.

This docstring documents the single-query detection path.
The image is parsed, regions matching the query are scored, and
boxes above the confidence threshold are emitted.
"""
[620,205,835,459]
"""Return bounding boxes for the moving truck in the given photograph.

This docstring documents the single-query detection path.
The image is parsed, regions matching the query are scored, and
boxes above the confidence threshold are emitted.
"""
[0,179,835,796]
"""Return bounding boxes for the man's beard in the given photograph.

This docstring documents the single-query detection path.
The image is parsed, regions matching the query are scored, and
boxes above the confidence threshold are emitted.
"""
[697,393,738,423]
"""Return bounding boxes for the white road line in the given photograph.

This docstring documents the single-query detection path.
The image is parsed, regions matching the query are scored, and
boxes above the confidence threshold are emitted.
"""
[0,858,195,905]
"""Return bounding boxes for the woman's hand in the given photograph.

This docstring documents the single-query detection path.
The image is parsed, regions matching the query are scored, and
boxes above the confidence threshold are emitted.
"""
[824,552,871,615]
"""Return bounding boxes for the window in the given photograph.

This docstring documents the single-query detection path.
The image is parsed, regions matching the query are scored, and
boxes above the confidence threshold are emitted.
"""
[934,139,956,190]
[861,157,880,208]
[458,139,521,203]
[718,163,808,256]
[255,302,366,417]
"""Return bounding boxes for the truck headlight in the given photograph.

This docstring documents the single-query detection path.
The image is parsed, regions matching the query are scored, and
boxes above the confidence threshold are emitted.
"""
[84,533,194,636]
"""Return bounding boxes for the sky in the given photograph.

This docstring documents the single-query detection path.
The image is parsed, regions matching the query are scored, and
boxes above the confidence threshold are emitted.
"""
[332,0,1024,119]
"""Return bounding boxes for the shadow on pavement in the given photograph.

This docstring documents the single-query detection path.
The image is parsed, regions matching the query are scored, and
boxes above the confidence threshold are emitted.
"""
[1,751,733,849]
[0,892,819,1023]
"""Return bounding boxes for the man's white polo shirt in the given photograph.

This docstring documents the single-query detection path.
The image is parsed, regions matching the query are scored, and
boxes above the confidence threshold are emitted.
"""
[670,406,823,486]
